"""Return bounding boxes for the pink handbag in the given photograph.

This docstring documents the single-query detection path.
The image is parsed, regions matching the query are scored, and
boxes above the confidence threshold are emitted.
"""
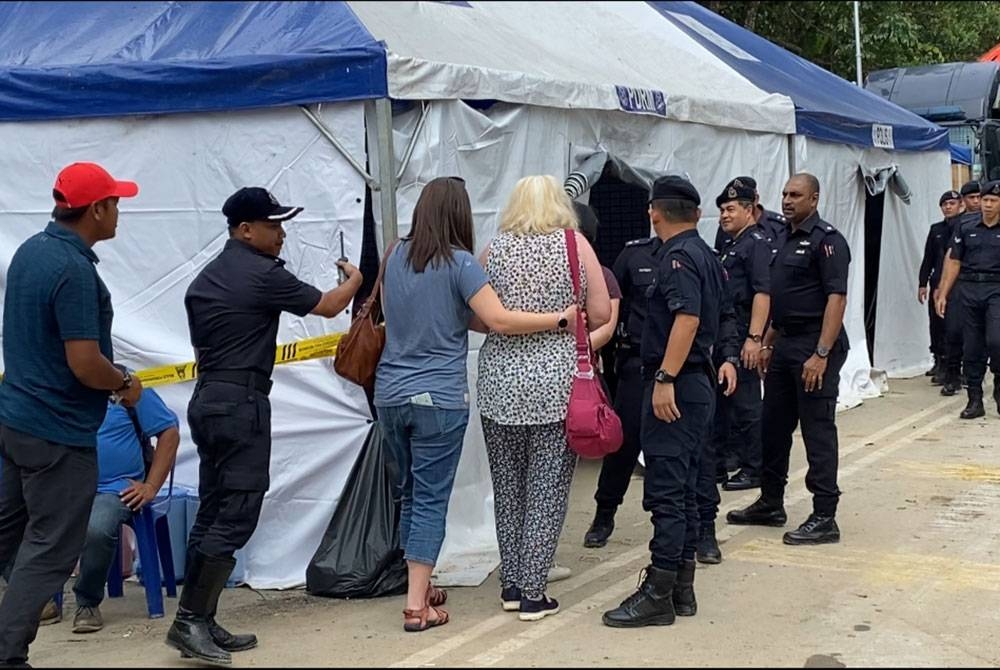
[563,229,624,459]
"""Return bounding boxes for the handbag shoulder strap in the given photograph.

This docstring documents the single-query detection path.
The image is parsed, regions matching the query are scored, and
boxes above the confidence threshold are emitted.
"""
[358,238,399,319]
[564,229,592,374]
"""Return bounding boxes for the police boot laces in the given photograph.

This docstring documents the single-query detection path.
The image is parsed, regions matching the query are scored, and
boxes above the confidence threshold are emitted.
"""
[801,515,827,533]
[619,569,651,610]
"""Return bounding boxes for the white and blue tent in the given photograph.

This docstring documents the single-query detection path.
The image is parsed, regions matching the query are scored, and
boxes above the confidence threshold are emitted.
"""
[0,1,950,589]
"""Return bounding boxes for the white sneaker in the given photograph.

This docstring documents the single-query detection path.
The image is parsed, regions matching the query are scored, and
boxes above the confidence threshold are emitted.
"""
[547,563,572,582]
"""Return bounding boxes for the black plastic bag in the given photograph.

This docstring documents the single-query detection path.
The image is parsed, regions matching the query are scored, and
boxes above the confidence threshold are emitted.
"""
[306,421,408,598]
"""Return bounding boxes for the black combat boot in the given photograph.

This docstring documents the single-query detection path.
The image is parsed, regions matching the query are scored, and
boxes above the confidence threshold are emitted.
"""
[726,496,787,526]
[583,507,616,548]
[165,553,233,665]
[960,388,985,420]
[783,514,840,545]
[204,557,257,652]
[940,366,962,396]
[695,524,721,564]
[925,357,939,377]
[672,560,697,616]
[602,565,677,628]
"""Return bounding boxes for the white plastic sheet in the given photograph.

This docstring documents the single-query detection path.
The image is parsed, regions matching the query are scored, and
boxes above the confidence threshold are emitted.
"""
[0,102,371,589]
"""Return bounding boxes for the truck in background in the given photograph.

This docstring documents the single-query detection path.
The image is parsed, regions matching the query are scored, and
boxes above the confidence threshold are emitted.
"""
[865,61,1000,183]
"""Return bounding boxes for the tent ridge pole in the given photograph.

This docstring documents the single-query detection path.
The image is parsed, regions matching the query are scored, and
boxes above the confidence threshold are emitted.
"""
[300,105,378,190]
[396,101,430,182]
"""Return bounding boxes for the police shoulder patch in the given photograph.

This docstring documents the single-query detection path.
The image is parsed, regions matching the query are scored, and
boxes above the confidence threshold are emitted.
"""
[625,237,654,247]
[751,230,764,241]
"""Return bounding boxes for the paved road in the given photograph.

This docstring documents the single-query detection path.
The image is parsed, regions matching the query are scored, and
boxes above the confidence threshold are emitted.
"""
[22,377,1000,667]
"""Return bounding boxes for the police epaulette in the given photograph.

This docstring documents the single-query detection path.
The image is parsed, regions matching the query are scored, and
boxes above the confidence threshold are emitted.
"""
[625,237,654,247]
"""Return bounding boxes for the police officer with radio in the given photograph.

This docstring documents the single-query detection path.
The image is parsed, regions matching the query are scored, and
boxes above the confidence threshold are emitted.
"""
[727,173,850,546]
[918,190,964,383]
[936,180,1000,419]
[583,232,661,549]
[603,176,724,628]
[166,187,362,664]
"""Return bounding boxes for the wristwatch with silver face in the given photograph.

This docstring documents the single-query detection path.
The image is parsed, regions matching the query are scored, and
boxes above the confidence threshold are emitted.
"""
[654,369,676,384]
[815,345,830,359]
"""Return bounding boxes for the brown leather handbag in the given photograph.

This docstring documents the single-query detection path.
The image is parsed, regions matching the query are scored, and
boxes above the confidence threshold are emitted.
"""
[333,240,398,392]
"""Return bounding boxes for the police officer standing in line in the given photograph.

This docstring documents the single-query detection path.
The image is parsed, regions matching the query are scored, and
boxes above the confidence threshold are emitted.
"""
[583,231,661,548]
[712,175,786,251]
[714,180,774,494]
[917,190,964,383]
[603,176,724,628]
[727,173,851,546]
[940,181,984,395]
[935,181,1000,419]
[165,187,363,664]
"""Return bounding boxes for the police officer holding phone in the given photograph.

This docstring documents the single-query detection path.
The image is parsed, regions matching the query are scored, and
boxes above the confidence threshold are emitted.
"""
[166,187,363,664]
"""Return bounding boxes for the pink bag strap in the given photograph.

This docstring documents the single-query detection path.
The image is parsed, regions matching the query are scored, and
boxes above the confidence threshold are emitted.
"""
[564,229,592,375]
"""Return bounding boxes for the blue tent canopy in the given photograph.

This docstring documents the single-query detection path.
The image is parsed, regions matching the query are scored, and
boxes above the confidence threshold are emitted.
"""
[0,1,387,121]
[651,2,950,153]
[950,143,973,166]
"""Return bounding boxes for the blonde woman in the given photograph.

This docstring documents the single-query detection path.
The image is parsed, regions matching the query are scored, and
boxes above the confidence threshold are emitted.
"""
[476,175,611,621]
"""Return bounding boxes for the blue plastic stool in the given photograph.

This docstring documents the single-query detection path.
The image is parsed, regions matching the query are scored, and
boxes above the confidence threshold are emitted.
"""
[107,499,177,618]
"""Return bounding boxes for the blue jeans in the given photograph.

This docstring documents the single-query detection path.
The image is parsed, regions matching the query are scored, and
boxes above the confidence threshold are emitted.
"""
[72,493,133,607]
[379,403,468,566]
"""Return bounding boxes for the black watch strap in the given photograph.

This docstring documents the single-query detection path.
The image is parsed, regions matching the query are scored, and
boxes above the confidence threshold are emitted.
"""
[654,369,676,384]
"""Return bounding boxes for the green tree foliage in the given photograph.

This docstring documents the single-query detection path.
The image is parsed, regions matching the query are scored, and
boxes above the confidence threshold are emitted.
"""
[699,1,1000,81]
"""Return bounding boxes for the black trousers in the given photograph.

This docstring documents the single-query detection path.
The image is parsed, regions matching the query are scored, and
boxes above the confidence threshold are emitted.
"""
[961,281,1000,390]
[641,374,714,571]
[0,426,97,664]
[594,356,643,511]
[943,283,966,378]
[712,365,763,476]
[186,379,272,561]
[760,333,847,517]
[928,292,946,358]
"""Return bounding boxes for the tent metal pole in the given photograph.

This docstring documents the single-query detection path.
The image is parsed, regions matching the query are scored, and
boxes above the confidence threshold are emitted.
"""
[853,1,863,86]
[373,97,399,250]
[787,134,796,178]
[299,105,378,190]
[396,101,429,182]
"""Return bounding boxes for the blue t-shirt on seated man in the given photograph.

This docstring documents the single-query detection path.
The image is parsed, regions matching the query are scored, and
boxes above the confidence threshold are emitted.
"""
[68,388,180,634]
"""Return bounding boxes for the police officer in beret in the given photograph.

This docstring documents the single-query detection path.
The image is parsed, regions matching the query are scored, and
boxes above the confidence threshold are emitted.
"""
[713,175,786,251]
[166,187,363,663]
[935,180,1000,419]
[583,228,661,548]
[727,173,850,546]
[918,190,964,383]
[603,176,725,628]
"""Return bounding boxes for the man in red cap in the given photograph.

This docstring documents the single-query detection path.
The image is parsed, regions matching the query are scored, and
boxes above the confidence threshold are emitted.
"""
[0,162,142,667]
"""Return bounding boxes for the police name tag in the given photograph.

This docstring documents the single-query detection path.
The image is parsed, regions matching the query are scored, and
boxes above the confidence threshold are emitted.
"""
[872,124,894,150]
[615,86,667,117]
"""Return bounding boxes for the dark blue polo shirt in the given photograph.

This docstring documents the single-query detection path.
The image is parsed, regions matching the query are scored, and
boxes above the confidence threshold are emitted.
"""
[640,229,724,370]
[185,239,323,377]
[0,222,114,447]
[951,215,1000,275]
[770,212,850,335]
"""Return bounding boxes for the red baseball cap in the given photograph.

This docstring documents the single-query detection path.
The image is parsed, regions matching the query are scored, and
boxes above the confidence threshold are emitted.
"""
[52,162,139,208]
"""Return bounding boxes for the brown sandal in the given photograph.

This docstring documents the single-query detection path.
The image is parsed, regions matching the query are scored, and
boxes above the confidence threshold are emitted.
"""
[403,604,450,632]
[426,583,447,607]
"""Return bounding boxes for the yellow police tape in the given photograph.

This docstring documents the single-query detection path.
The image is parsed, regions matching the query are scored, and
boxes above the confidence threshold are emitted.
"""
[136,332,344,388]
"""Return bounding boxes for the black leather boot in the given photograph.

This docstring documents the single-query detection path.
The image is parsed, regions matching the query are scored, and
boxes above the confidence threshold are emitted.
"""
[204,556,257,652]
[726,496,787,526]
[583,507,616,548]
[602,565,676,628]
[940,368,961,396]
[165,553,232,665]
[960,389,985,419]
[695,524,721,564]
[925,357,938,376]
[672,560,697,616]
[783,514,840,545]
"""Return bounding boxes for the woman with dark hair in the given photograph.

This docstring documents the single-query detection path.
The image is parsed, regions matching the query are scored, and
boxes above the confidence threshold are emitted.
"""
[375,176,576,632]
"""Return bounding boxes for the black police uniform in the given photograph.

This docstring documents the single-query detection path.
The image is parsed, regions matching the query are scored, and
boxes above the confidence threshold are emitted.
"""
[713,220,774,489]
[713,206,784,251]
[919,196,959,368]
[758,211,850,520]
[591,236,661,519]
[948,190,1000,414]
[941,207,983,391]
[168,188,323,662]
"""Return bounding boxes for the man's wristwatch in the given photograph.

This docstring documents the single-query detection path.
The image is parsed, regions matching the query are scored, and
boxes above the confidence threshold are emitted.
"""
[113,364,133,392]
[654,369,676,384]
[815,345,831,359]
[748,333,763,343]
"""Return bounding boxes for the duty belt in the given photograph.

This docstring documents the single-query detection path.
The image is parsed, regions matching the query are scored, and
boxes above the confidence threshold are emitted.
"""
[959,272,1000,283]
[198,370,273,395]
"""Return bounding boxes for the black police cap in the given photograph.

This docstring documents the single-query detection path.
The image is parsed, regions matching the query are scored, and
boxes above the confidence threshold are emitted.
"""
[726,175,757,192]
[939,190,961,205]
[716,182,756,208]
[960,180,981,196]
[649,175,700,207]
[982,181,1000,197]
[223,187,303,227]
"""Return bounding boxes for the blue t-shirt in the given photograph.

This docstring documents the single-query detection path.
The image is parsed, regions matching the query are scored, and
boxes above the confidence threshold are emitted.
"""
[0,222,115,447]
[374,243,489,410]
[97,389,179,495]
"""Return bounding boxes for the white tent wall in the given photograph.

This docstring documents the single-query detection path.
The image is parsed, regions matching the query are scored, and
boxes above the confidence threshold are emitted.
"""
[873,149,953,378]
[0,102,372,589]
[372,98,790,585]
